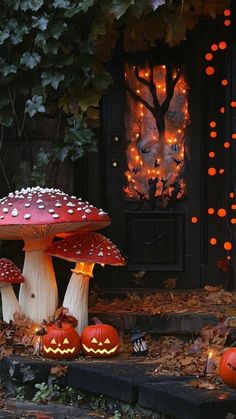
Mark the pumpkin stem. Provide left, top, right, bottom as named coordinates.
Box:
left=55, top=319, right=62, bottom=328
left=92, top=316, right=103, bottom=325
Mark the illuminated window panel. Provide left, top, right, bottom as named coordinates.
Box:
left=124, top=63, right=189, bottom=202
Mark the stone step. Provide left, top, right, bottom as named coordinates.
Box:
left=2, top=356, right=236, bottom=419
left=88, top=312, right=219, bottom=335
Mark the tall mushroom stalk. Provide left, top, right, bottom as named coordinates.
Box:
left=0, top=258, right=24, bottom=323
left=0, top=187, right=110, bottom=323
left=46, top=232, right=126, bottom=334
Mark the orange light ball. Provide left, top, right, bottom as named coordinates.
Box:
left=224, top=242, right=232, bottom=251
left=229, top=192, right=235, bottom=199
left=224, top=9, right=231, bottom=16
left=210, top=131, right=217, bottom=138
left=231, top=218, right=236, bottom=224
left=208, top=208, right=215, bottom=215
left=205, top=53, right=213, bottom=61
left=209, top=151, right=215, bottom=158
left=208, top=167, right=216, bottom=176
left=231, top=204, right=236, bottom=210
left=218, top=208, right=227, bottom=217
left=232, top=133, right=236, bottom=139
left=224, top=19, right=231, bottom=26
left=191, top=217, right=198, bottom=224
left=227, top=255, right=231, bottom=260
left=210, top=237, right=217, bottom=245
left=209, top=121, right=216, bottom=128
left=221, top=79, right=228, bottom=86
left=224, top=142, right=230, bottom=149
left=220, top=107, right=225, bottom=114
left=211, top=44, right=218, bottom=51
left=219, top=169, right=225, bottom=174
left=231, top=101, right=236, bottom=107
left=219, top=42, right=227, bottom=50
left=205, top=66, right=215, bottom=76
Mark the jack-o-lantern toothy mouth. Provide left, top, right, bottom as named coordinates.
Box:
left=82, top=343, right=119, bottom=355
left=43, top=345, right=75, bottom=354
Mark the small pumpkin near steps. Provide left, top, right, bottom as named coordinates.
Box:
left=81, top=324, right=120, bottom=358
left=42, top=321, right=80, bottom=359
left=219, top=348, right=236, bottom=389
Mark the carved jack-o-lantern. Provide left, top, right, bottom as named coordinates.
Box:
left=42, top=322, right=80, bottom=359
left=81, top=324, right=120, bottom=358
left=219, top=348, right=236, bottom=389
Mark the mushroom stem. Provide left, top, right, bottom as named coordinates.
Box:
left=19, top=238, right=58, bottom=323
left=63, top=262, right=94, bottom=334
left=1, top=285, right=22, bottom=323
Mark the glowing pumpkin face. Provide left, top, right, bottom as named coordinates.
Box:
left=42, top=322, right=80, bottom=359
left=81, top=324, right=120, bottom=358
left=219, top=348, right=236, bottom=389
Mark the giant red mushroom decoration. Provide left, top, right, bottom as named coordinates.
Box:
left=0, top=187, right=110, bottom=323
left=46, top=232, right=126, bottom=334
left=0, top=258, right=24, bottom=322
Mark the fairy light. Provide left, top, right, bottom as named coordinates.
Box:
left=224, top=242, right=232, bottom=251
left=224, top=142, right=230, bottom=149
left=208, top=167, right=216, bottom=176
left=210, top=238, right=217, bottom=245
left=205, top=53, right=213, bottom=61
left=205, top=66, right=215, bottom=76
left=217, top=208, right=227, bottom=217
left=211, top=44, right=218, bottom=51
left=219, top=41, right=227, bottom=50
left=208, top=208, right=215, bottom=215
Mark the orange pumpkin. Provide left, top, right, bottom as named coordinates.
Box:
left=42, top=322, right=80, bottom=359
left=219, top=348, right=236, bottom=389
left=81, top=324, right=120, bottom=358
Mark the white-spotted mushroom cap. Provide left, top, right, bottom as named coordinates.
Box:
left=0, top=187, right=111, bottom=239
left=0, top=258, right=25, bottom=285
left=46, top=232, right=126, bottom=266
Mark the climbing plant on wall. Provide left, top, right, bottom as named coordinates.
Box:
left=0, top=0, right=230, bottom=185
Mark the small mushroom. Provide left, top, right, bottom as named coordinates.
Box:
left=0, top=258, right=24, bottom=323
left=46, top=232, right=126, bottom=334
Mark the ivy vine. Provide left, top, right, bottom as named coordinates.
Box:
left=0, top=0, right=229, bottom=186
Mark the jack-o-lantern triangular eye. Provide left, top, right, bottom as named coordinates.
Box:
left=91, top=337, right=98, bottom=343
left=104, top=338, right=110, bottom=344
left=50, top=338, right=57, bottom=344
left=63, top=338, right=69, bottom=344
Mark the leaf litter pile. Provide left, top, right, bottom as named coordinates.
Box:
left=0, top=287, right=235, bottom=391
left=91, top=285, right=236, bottom=389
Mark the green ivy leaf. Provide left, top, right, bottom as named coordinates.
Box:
left=109, top=0, right=135, bottom=19
left=50, top=21, right=67, bottom=39
left=34, top=32, right=48, bottom=49
left=20, top=52, right=41, bottom=69
left=1, top=64, right=17, bottom=76
left=92, top=71, right=113, bottom=91
left=52, top=0, right=71, bottom=8
left=0, top=30, right=10, bottom=45
left=11, top=25, right=29, bottom=44
left=32, top=15, right=49, bottom=31
left=25, top=95, right=45, bottom=117
left=65, top=0, right=95, bottom=17
left=20, top=0, right=44, bottom=11
left=41, top=71, right=65, bottom=89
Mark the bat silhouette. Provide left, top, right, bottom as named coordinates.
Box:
left=172, top=157, right=183, bottom=166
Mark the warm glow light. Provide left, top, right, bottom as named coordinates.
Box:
left=232, top=133, right=236, bottom=139
left=209, top=151, right=215, bottom=158
left=210, top=131, right=217, bottom=138
left=210, top=237, right=217, bottom=245
left=219, top=169, right=225, bottom=174
left=229, top=192, right=234, bottom=199
left=191, top=217, right=198, bottom=224
left=224, top=9, right=231, bottom=16
left=209, top=121, right=216, bottom=128
left=205, top=66, right=215, bottom=76
left=217, top=208, right=226, bottom=217
left=231, top=218, right=236, bottom=224
left=227, top=255, right=231, bottom=260
left=224, top=142, right=230, bottom=149
left=208, top=167, right=216, bottom=176
left=231, top=101, right=236, bottom=107
left=211, top=44, right=218, bottom=51
left=205, top=53, right=213, bottom=61
left=220, top=107, right=225, bottom=113
left=219, top=41, right=227, bottom=50
left=231, top=204, right=236, bottom=210
left=208, top=208, right=215, bottom=215
left=224, top=20, right=231, bottom=27
left=221, top=79, right=228, bottom=86
left=224, top=242, right=232, bottom=251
